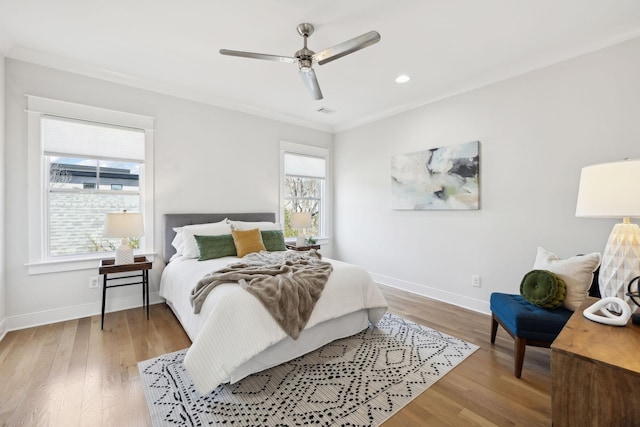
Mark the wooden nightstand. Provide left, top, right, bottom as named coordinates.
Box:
left=286, top=243, right=321, bottom=251
left=99, top=256, right=152, bottom=330
left=551, top=297, right=640, bottom=425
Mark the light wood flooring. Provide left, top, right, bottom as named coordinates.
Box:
left=0, top=285, right=552, bottom=426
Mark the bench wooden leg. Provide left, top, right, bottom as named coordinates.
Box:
left=515, top=337, right=526, bottom=378
left=490, top=313, right=498, bottom=344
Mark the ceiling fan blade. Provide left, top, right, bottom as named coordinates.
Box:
left=313, top=31, right=380, bottom=65
left=219, top=49, right=295, bottom=64
left=299, top=68, right=323, bottom=100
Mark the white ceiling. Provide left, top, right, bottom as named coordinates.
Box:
left=1, top=0, right=640, bottom=132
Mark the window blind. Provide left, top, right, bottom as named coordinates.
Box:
left=284, top=153, right=325, bottom=178
left=42, top=116, right=145, bottom=162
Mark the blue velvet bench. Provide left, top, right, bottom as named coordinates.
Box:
left=490, top=294, right=573, bottom=377
left=490, top=269, right=599, bottom=378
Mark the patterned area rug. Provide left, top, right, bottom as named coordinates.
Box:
left=138, top=312, right=478, bottom=426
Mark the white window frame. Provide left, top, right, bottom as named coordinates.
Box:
left=279, top=141, right=332, bottom=242
left=26, top=95, right=155, bottom=275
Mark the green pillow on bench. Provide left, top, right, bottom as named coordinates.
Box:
left=520, top=269, right=566, bottom=309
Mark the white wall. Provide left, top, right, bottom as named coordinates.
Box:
left=0, top=55, right=6, bottom=339
left=4, top=59, right=333, bottom=330
left=5, top=36, right=640, bottom=330
left=334, top=37, right=640, bottom=314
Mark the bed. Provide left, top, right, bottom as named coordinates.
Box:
left=159, top=213, right=388, bottom=394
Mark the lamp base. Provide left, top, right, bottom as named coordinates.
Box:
left=599, top=221, right=640, bottom=312
left=115, top=239, right=134, bottom=265
left=296, top=235, right=306, bottom=247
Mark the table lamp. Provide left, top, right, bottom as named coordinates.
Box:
left=575, top=159, right=640, bottom=311
left=104, top=210, right=144, bottom=265
left=290, top=212, right=312, bottom=247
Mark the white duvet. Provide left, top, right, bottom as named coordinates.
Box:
left=159, top=253, right=388, bottom=394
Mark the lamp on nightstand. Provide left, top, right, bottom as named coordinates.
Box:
left=575, top=159, right=640, bottom=311
left=290, top=212, right=312, bottom=247
left=104, top=210, right=144, bottom=265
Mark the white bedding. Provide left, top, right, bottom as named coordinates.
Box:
left=159, top=253, right=388, bottom=394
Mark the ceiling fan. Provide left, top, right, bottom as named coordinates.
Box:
left=219, top=23, right=381, bottom=100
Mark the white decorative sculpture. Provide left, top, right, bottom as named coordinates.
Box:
left=583, top=297, right=631, bottom=326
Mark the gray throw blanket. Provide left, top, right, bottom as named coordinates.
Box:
left=190, top=250, right=333, bottom=339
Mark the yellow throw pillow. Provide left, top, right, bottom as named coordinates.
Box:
left=232, top=228, right=266, bottom=257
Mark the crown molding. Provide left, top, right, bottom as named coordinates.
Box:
left=6, top=46, right=335, bottom=133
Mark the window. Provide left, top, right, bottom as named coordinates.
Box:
left=44, top=117, right=144, bottom=257
left=280, top=142, right=331, bottom=240
left=27, top=96, right=154, bottom=273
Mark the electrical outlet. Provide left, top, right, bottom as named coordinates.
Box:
left=471, top=275, right=481, bottom=288
left=89, top=276, right=100, bottom=289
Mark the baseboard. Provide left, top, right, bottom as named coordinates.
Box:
left=0, top=317, right=7, bottom=342
left=2, top=275, right=491, bottom=335
left=369, top=272, right=491, bottom=315
left=5, top=292, right=164, bottom=332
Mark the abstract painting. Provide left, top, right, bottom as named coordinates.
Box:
left=391, top=140, right=480, bottom=210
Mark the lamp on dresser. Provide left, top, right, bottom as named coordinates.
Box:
left=290, top=212, right=312, bottom=247
left=575, top=159, right=640, bottom=311
left=104, top=210, right=144, bottom=265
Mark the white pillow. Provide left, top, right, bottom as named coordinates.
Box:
left=228, top=220, right=281, bottom=231
left=180, top=220, right=232, bottom=258
left=171, top=227, right=184, bottom=255
left=533, top=247, right=601, bottom=311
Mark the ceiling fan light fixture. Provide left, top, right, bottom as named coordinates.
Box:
left=298, top=57, right=313, bottom=71
left=395, top=74, right=411, bottom=84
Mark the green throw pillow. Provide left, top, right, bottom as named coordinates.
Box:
left=194, top=234, right=237, bottom=260
left=520, top=269, right=567, bottom=309
left=261, top=230, right=286, bottom=252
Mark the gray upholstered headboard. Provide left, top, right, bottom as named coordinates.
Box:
left=163, top=212, right=276, bottom=263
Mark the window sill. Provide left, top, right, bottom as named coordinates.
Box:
left=26, top=251, right=156, bottom=275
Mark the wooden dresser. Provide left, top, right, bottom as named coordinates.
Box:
left=551, top=297, right=640, bottom=426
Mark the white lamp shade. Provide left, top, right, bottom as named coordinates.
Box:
left=104, top=212, right=144, bottom=238
left=575, top=159, right=640, bottom=218
left=290, top=212, right=312, bottom=229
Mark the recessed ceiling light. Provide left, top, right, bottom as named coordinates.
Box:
left=395, top=74, right=411, bottom=84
